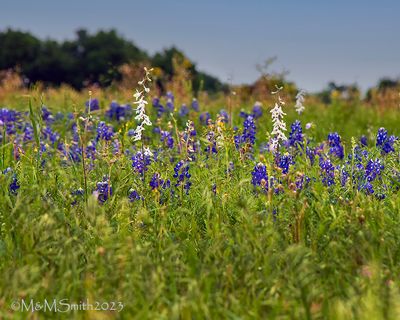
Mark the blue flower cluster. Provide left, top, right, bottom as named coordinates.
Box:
left=150, top=173, right=171, bottom=190
left=96, top=121, right=114, bottom=141
left=0, top=108, right=22, bottom=135
left=128, top=189, right=142, bottom=202
left=276, top=153, right=293, bottom=174
left=131, top=150, right=152, bottom=175
left=160, top=131, right=174, bottom=149
left=200, top=112, right=211, bottom=125
left=95, top=176, right=112, bottom=203
left=179, top=104, right=189, bottom=117
left=361, top=158, right=384, bottom=195
left=173, top=160, right=191, bottom=194
left=376, top=127, right=396, bottom=154
left=288, top=120, right=303, bottom=148
left=239, top=102, right=263, bottom=119
left=105, top=101, right=132, bottom=121
left=319, top=157, right=335, bottom=186
left=2, top=167, right=20, bottom=194
left=251, top=163, right=268, bottom=190
left=85, top=98, right=100, bottom=112
left=234, top=115, right=256, bottom=150
left=328, top=132, right=344, bottom=159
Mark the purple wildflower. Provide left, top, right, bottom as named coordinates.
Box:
left=251, top=163, right=268, bottom=190
left=328, top=132, right=344, bottom=159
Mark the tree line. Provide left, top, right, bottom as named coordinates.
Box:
left=0, top=28, right=227, bottom=93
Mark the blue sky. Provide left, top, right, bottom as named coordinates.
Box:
left=1, top=0, right=399, bottom=92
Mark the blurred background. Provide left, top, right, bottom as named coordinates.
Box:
left=0, top=0, right=399, bottom=106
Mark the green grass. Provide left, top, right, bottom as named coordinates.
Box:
left=0, top=94, right=399, bottom=319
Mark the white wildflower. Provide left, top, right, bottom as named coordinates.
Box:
left=132, top=68, right=153, bottom=141
left=269, top=88, right=287, bottom=152
left=143, top=146, right=153, bottom=157
left=294, top=89, right=306, bottom=114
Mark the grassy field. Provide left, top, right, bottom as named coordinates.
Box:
left=0, top=85, right=399, bottom=319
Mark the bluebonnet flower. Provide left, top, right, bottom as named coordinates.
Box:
left=376, top=193, right=386, bottom=200
left=131, top=150, right=152, bottom=174
left=69, top=143, right=82, bottom=162
left=205, top=131, right=217, bottom=155
left=173, top=160, right=191, bottom=194
left=179, top=104, right=189, bottom=117
left=363, top=182, right=375, bottom=195
left=340, top=166, right=349, bottom=187
left=23, top=124, right=34, bottom=142
left=239, top=111, right=250, bottom=119
left=259, top=142, right=270, bottom=154
left=86, top=98, right=100, bottom=112
left=251, top=163, right=268, bottom=190
left=153, top=98, right=165, bottom=117
left=295, top=174, right=310, bottom=190
left=166, top=99, right=174, bottom=112
left=112, top=139, right=121, bottom=155
left=9, top=175, right=20, bottom=194
left=365, top=158, right=384, bottom=182
left=153, top=127, right=161, bottom=134
left=160, top=131, right=174, bottom=149
left=166, top=91, right=174, bottom=102
left=152, top=97, right=160, bottom=108
left=0, top=108, right=21, bottom=135
left=288, top=120, right=303, bottom=148
left=218, top=110, right=229, bottom=123
left=42, top=126, right=60, bottom=145
left=242, top=115, right=257, bottom=145
left=55, top=112, right=64, bottom=121
left=3, top=167, right=20, bottom=194
left=348, top=145, right=368, bottom=163
left=96, top=121, right=114, bottom=141
left=105, top=101, right=132, bottom=121
left=128, top=129, right=136, bottom=137
left=41, top=106, right=54, bottom=124
left=200, top=112, right=211, bottom=125
left=150, top=173, right=171, bottom=190
left=150, top=173, right=161, bottom=190
left=360, top=135, right=368, bottom=147
left=71, top=188, right=84, bottom=205
left=276, top=153, right=293, bottom=174
left=235, top=115, right=256, bottom=150
left=95, top=176, right=112, bottom=203
left=376, top=128, right=387, bottom=147
left=319, top=157, right=335, bottom=186
left=128, top=189, right=142, bottom=202
left=86, top=140, right=97, bottom=161
left=72, top=187, right=84, bottom=196
left=191, top=98, right=199, bottom=112
left=376, top=127, right=396, bottom=154
left=252, top=102, right=263, bottom=119
left=68, top=122, right=82, bottom=161
left=328, top=132, right=344, bottom=159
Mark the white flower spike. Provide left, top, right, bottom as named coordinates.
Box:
left=133, top=68, right=153, bottom=141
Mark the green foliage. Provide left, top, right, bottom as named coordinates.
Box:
left=0, top=28, right=227, bottom=93
left=0, top=96, right=399, bottom=319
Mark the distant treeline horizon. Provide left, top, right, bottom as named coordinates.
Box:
left=0, top=28, right=228, bottom=93
left=0, top=28, right=399, bottom=98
